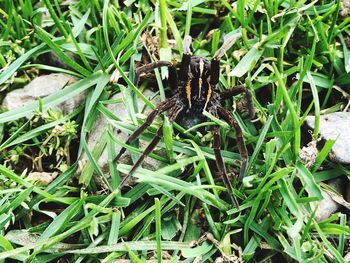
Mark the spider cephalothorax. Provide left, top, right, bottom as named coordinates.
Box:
left=115, top=33, right=254, bottom=207
left=184, top=57, right=212, bottom=107
left=177, top=55, right=216, bottom=129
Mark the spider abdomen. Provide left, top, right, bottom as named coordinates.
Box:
left=175, top=106, right=208, bottom=130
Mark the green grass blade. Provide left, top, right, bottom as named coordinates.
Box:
left=155, top=198, right=162, bottom=263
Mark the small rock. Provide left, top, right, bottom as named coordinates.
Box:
left=82, top=90, right=163, bottom=186
left=305, top=112, right=350, bottom=164
left=315, top=191, right=340, bottom=221
left=315, top=178, right=344, bottom=221
left=38, top=52, right=73, bottom=71
left=27, top=171, right=58, bottom=186
left=344, top=251, right=350, bottom=263
left=341, top=0, right=350, bottom=17
left=345, top=179, right=350, bottom=203
left=2, top=73, right=83, bottom=115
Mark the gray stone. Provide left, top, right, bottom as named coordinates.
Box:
left=345, top=179, right=350, bottom=203
left=2, top=73, right=83, bottom=115
left=315, top=178, right=344, bottom=221
left=340, top=0, right=350, bottom=17
left=345, top=253, right=350, bottom=263
left=27, top=171, right=59, bottom=186
left=305, top=112, right=350, bottom=164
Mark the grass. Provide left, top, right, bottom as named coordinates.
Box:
left=1, top=0, right=350, bottom=262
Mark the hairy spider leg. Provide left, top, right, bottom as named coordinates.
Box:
left=114, top=58, right=180, bottom=163
left=217, top=106, right=249, bottom=182
left=210, top=32, right=242, bottom=86
left=114, top=97, right=176, bottom=162
left=220, top=85, right=255, bottom=119
left=118, top=103, right=184, bottom=188
left=212, top=125, right=240, bottom=208
left=118, top=126, right=164, bottom=187
left=213, top=32, right=242, bottom=60
left=179, top=35, right=192, bottom=81
left=134, top=61, right=178, bottom=90
left=168, top=65, right=179, bottom=91
left=179, top=36, right=194, bottom=108
left=115, top=50, right=183, bottom=186
left=210, top=58, right=220, bottom=86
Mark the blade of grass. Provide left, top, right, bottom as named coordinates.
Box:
left=273, top=64, right=300, bottom=157
left=39, top=199, right=83, bottom=240
left=184, top=0, right=192, bottom=36
left=0, top=43, right=46, bottom=85
left=313, top=139, right=336, bottom=172
left=155, top=198, right=162, bottom=263
left=296, top=162, right=323, bottom=200
left=34, top=26, right=90, bottom=76
left=42, top=0, right=69, bottom=38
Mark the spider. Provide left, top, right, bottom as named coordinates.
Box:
left=115, top=33, right=254, bottom=207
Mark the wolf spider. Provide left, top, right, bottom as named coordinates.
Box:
left=115, top=34, right=254, bottom=207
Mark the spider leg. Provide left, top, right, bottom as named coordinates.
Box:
left=134, top=61, right=178, bottom=90
left=217, top=106, right=248, bottom=181
left=210, top=33, right=242, bottom=86
left=213, top=33, right=242, bottom=61
left=179, top=35, right=192, bottom=81
left=135, top=61, right=170, bottom=85
left=220, top=85, right=255, bottom=119
left=118, top=125, right=164, bottom=188
left=210, top=57, right=220, bottom=86
left=114, top=97, right=176, bottom=162
left=212, top=125, right=240, bottom=208
left=118, top=103, right=184, bottom=188
left=168, top=65, right=178, bottom=91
